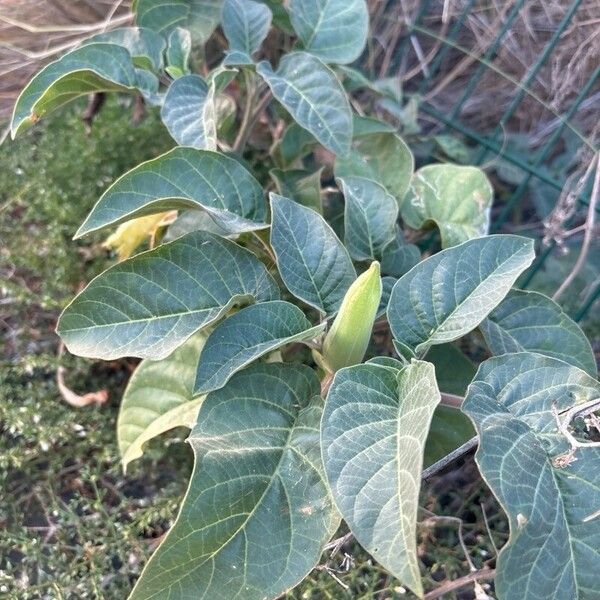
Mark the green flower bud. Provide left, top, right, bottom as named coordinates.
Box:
left=322, top=261, right=382, bottom=372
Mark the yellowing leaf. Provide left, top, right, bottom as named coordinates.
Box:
left=103, top=211, right=176, bottom=260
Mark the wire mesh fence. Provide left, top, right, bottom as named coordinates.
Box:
left=369, top=0, right=599, bottom=324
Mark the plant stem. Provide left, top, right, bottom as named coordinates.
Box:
left=421, top=436, right=478, bottom=481
left=234, top=89, right=273, bottom=152
left=423, top=568, right=495, bottom=600
left=553, top=152, right=599, bottom=301
left=233, top=70, right=257, bottom=152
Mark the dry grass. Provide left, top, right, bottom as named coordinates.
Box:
left=1, top=0, right=597, bottom=144
left=369, top=0, right=599, bottom=145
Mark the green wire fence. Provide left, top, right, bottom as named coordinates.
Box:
left=376, top=0, right=599, bottom=324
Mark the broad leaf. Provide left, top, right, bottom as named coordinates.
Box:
left=288, top=0, right=368, bottom=64
left=401, top=164, right=493, bottom=248
left=339, top=176, right=398, bottom=261
left=130, top=363, right=339, bottom=600
left=387, top=235, right=535, bottom=357
left=424, top=344, right=476, bottom=466
left=463, top=352, right=600, bottom=600
left=166, top=27, right=192, bottom=77
left=76, top=147, right=267, bottom=237
left=270, top=194, right=356, bottom=314
left=380, top=228, right=420, bottom=277
left=270, top=168, right=323, bottom=213
left=480, top=289, right=596, bottom=377
left=160, top=74, right=217, bottom=149
left=257, top=0, right=293, bottom=33
left=322, top=360, right=441, bottom=597
left=222, top=0, right=272, bottom=60
left=57, top=231, right=279, bottom=360
left=118, top=332, right=206, bottom=470
left=206, top=64, right=239, bottom=92
left=275, top=122, right=318, bottom=167
left=194, top=300, right=326, bottom=393
left=352, top=114, right=396, bottom=137
left=164, top=210, right=231, bottom=241
left=11, top=43, right=139, bottom=138
left=257, top=52, right=352, bottom=155
left=83, top=27, right=165, bottom=71
left=134, top=0, right=223, bottom=44
left=426, top=344, right=476, bottom=397
left=335, top=132, right=413, bottom=205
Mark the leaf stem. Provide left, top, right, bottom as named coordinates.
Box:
left=421, top=436, right=478, bottom=481
left=233, top=71, right=255, bottom=151
left=553, top=152, right=599, bottom=302
left=423, top=568, right=495, bottom=600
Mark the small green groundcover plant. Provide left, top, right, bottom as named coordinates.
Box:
left=10, top=1, right=599, bottom=598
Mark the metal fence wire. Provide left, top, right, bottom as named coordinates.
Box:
left=370, top=0, right=599, bottom=324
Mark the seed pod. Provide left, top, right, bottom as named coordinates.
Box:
left=322, top=261, right=382, bottom=372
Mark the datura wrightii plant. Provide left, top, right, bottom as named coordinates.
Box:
left=11, top=0, right=599, bottom=598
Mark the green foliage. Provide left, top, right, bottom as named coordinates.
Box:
left=388, top=235, right=535, bottom=357
left=58, top=231, right=280, bottom=360
left=480, top=289, right=596, bottom=376
left=77, top=147, right=268, bottom=236
left=161, top=75, right=217, bottom=148
left=194, top=301, right=326, bottom=393
left=118, top=332, right=207, bottom=469
left=8, top=4, right=598, bottom=599
left=257, top=52, right=352, bottom=155
left=288, top=0, right=368, bottom=64
left=401, top=164, right=493, bottom=248
left=322, top=360, right=440, bottom=597
left=464, top=353, right=600, bottom=599
left=129, top=364, right=339, bottom=600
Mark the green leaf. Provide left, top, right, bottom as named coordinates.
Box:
left=388, top=235, right=535, bottom=357
left=339, top=176, right=398, bottom=261
left=222, top=0, right=272, bottom=59
left=257, top=52, right=352, bottom=155
left=322, top=360, right=441, bottom=597
left=76, top=147, right=268, bottom=237
left=480, top=289, right=596, bottom=377
left=11, top=43, right=139, bottom=138
left=270, top=194, right=356, bottom=314
left=161, top=75, right=217, bottom=149
left=288, top=0, right=368, bottom=64
left=118, top=333, right=206, bottom=470
left=83, top=27, right=166, bottom=71
left=463, top=352, right=600, bottom=600
left=164, top=209, right=232, bottom=241
left=401, top=164, right=493, bottom=248
left=335, top=132, right=413, bottom=206
left=352, top=114, right=396, bottom=137
left=130, top=363, right=339, bottom=600
left=257, top=0, right=293, bottom=32
left=165, top=27, right=192, bottom=78
left=380, top=228, right=420, bottom=278
left=134, top=0, right=223, bottom=44
left=194, top=300, right=326, bottom=394
left=57, top=231, right=279, bottom=360
left=270, top=168, right=323, bottom=213
left=206, top=64, right=239, bottom=92
left=275, top=122, right=318, bottom=167
left=424, top=344, right=477, bottom=466
left=426, top=343, right=476, bottom=396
